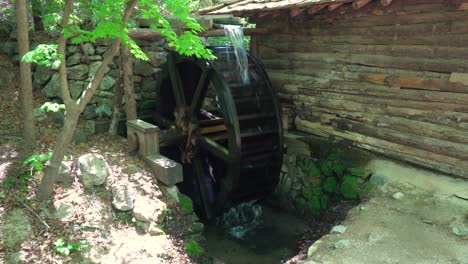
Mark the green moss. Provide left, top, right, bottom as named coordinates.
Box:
left=179, top=194, right=193, bottom=215
left=185, top=240, right=204, bottom=258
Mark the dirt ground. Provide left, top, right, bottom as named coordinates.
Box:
left=304, top=161, right=468, bottom=264
left=0, top=51, right=201, bottom=263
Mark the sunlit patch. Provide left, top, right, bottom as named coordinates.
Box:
left=0, top=161, right=12, bottom=180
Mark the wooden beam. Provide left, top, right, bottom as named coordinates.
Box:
left=352, top=0, right=372, bottom=9
left=380, top=0, right=393, bottom=6
left=307, top=4, right=326, bottom=15
left=128, top=28, right=270, bottom=40
left=328, top=3, right=344, bottom=11
left=290, top=8, right=306, bottom=17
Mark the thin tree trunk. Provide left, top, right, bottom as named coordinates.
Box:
left=109, top=74, right=123, bottom=136
left=30, top=0, right=43, bottom=31
left=37, top=0, right=139, bottom=200
left=122, top=46, right=137, bottom=120
left=16, top=0, right=35, bottom=152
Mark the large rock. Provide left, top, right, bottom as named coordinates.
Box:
left=69, top=80, right=85, bottom=99
left=67, top=64, right=89, bottom=80
left=133, top=194, right=167, bottom=223
left=98, top=76, right=116, bottom=91
left=89, top=61, right=111, bottom=77
left=83, top=43, right=95, bottom=55
left=147, top=51, right=167, bottom=67
left=141, top=76, right=157, bottom=92
left=66, top=53, right=82, bottom=66
left=2, top=209, right=32, bottom=247
left=134, top=60, right=154, bottom=76
left=33, top=65, right=54, bottom=85
left=112, top=183, right=135, bottom=211
left=95, top=46, right=109, bottom=55
left=83, top=104, right=98, bottom=120
left=41, top=73, right=60, bottom=98
left=77, top=153, right=109, bottom=188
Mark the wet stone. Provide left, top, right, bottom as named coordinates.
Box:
left=334, top=239, right=350, bottom=249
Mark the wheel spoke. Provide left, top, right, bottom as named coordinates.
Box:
left=193, top=156, right=214, bottom=220
left=198, top=136, right=231, bottom=162
left=167, top=54, right=186, bottom=107
left=189, top=68, right=212, bottom=119
left=159, top=128, right=185, bottom=147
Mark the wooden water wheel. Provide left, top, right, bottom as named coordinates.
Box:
left=154, top=46, right=283, bottom=219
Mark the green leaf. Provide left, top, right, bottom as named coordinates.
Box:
left=332, top=163, right=345, bottom=177
left=320, top=194, right=329, bottom=209
left=307, top=196, right=321, bottom=211
left=321, top=160, right=333, bottom=177
left=341, top=175, right=360, bottom=200
left=323, top=177, right=337, bottom=193
left=348, top=168, right=366, bottom=178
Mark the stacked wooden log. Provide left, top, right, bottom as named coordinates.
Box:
left=251, top=0, right=468, bottom=178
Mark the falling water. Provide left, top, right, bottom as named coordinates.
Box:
left=217, top=201, right=263, bottom=239
left=222, top=25, right=250, bottom=85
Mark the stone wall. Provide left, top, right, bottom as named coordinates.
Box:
left=32, top=39, right=168, bottom=125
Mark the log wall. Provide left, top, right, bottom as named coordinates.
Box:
left=250, top=0, right=468, bottom=178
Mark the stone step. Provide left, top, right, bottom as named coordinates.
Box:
left=144, top=154, right=183, bottom=186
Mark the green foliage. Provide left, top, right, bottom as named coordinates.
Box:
left=40, top=102, right=66, bottom=113
left=23, top=152, right=53, bottom=171
left=185, top=240, right=204, bottom=258
left=53, top=238, right=89, bottom=256
left=95, top=104, right=112, bottom=119
left=179, top=194, right=193, bottom=214
left=297, top=155, right=374, bottom=215
left=165, top=208, right=173, bottom=221
left=22, top=44, right=61, bottom=68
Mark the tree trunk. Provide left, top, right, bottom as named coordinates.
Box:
left=109, top=74, right=123, bottom=136
left=37, top=112, right=79, bottom=200
left=16, top=0, right=35, bottom=151
left=30, top=0, right=43, bottom=31
left=37, top=0, right=139, bottom=200
left=122, top=46, right=137, bottom=120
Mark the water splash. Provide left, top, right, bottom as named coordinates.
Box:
left=217, top=201, right=263, bottom=239
left=222, top=25, right=250, bottom=85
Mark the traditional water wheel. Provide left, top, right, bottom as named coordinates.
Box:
left=154, top=46, right=283, bottom=219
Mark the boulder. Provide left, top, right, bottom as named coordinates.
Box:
left=41, top=73, right=60, bottom=98
left=146, top=51, right=167, bottom=67
left=33, top=65, right=54, bottom=85
left=67, top=64, right=89, bottom=80
left=95, top=46, right=109, bottom=55
left=148, top=222, right=164, bottom=236
left=330, top=225, right=347, bottom=234
left=134, top=60, right=153, bottom=76
left=89, top=61, right=111, bottom=77
left=77, top=153, right=109, bottom=188
left=69, top=80, right=85, bottom=99
left=83, top=104, right=97, bottom=120
left=334, top=239, right=350, bottom=249
left=83, top=43, right=95, bottom=55
left=66, top=53, right=82, bottom=66
left=112, top=184, right=135, bottom=211
left=133, top=194, right=167, bottom=223
left=141, top=76, right=157, bottom=92
left=67, top=45, right=81, bottom=54
left=58, top=161, right=74, bottom=185
left=73, top=130, right=88, bottom=144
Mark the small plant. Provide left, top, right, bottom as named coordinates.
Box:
left=297, top=154, right=374, bottom=215
left=179, top=194, right=193, bottom=215
left=95, top=104, right=112, bottom=120
left=22, top=44, right=61, bottom=68
left=185, top=239, right=204, bottom=258
left=40, top=102, right=65, bottom=113
left=53, top=238, right=89, bottom=256
left=165, top=208, right=173, bottom=221
left=23, top=152, right=53, bottom=171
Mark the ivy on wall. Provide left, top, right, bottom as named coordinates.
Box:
left=295, top=154, right=374, bottom=215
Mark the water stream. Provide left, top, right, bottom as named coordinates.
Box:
left=204, top=202, right=308, bottom=263
left=222, top=25, right=250, bottom=85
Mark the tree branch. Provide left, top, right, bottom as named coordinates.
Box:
left=57, top=0, right=74, bottom=109
left=77, top=0, right=139, bottom=110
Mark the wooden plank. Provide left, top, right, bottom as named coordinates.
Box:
left=295, top=118, right=468, bottom=178
left=328, top=3, right=344, bottom=10
left=307, top=5, right=326, bottom=15
left=380, top=0, right=393, bottom=6
left=353, top=0, right=373, bottom=9
left=199, top=125, right=227, bottom=134
left=360, top=74, right=468, bottom=93
left=301, top=107, right=468, bottom=144
left=290, top=8, right=306, bottom=17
